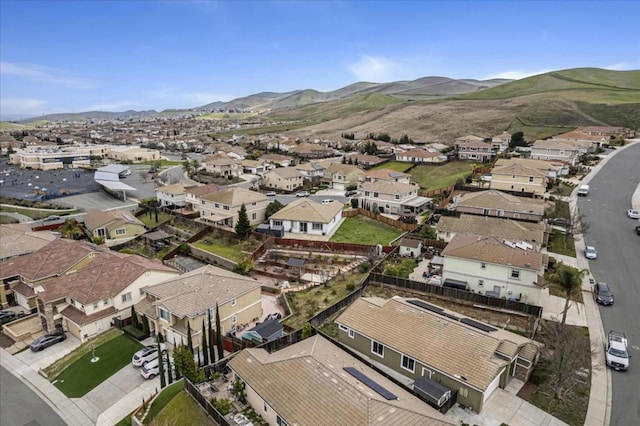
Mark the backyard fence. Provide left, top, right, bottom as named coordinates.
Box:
left=342, top=208, right=420, bottom=232
left=365, top=273, right=542, bottom=316
left=184, top=378, right=232, bottom=426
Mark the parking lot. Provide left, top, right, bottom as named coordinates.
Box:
left=0, top=165, right=100, bottom=200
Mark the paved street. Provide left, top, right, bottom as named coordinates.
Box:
left=0, top=365, right=66, bottom=426
left=577, top=141, right=640, bottom=426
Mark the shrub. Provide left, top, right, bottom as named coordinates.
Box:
left=357, top=261, right=371, bottom=273
left=211, top=398, right=232, bottom=415
left=346, top=283, right=356, bottom=292
left=530, top=365, right=549, bottom=385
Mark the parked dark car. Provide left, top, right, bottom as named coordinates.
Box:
left=636, top=225, right=640, bottom=236
left=29, top=331, right=66, bottom=351
left=594, top=282, right=614, bottom=306
left=345, top=190, right=358, bottom=197
left=548, top=217, right=570, bottom=227
left=0, top=310, right=24, bottom=325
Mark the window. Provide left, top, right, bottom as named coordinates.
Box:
left=201, top=200, right=205, bottom=205
left=115, top=228, right=126, bottom=236
left=511, top=269, right=520, bottom=279
left=273, top=220, right=282, bottom=226
left=339, top=324, right=348, bottom=332
left=401, top=354, right=415, bottom=372
left=395, top=195, right=400, bottom=200
left=480, top=263, right=486, bottom=269
left=70, top=299, right=75, bottom=306
left=483, top=208, right=490, bottom=216
left=478, top=280, right=484, bottom=286
left=312, top=223, right=323, bottom=230
left=263, top=402, right=268, bottom=413
left=215, top=203, right=219, bottom=208
left=140, top=288, right=145, bottom=296
left=373, top=192, right=379, bottom=198
left=223, top=205, right=230, bottom=211
left=459, top=387, right=469, bottom=397
left=252, top=202, right=256, bottom=206
left=348, top=329, right=355, bottom=338
left=529, top=176, right=534, bottom=182
left=158, top=308, right=170, bottom=322
left=276, top=416, right=289, bottom=426
left=93, top=302, right=98, bottom=309
left=231, top=298, right=237, bottom=307
left=252, top=213, right=257, bottom=220
left=371, top=340, right=384, bottom=357
left=103, top=299, right=109, bottom=306
left=232, top=315, right=237, bottom=324
left=512, top=175, right=516, bottom=179
left=365, top=191, right=370, bottom=197
left=121, top=292, right=132, bottom=303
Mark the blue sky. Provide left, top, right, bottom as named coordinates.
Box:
left=1, top=0, right=638, bottom=118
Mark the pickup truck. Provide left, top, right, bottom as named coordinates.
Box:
left=605, top=330, right=630, bottom=371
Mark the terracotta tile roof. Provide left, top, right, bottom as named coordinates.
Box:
left=229, top=335, right=454, bottom=426
left=12, top=281, right=35, bottom=298
left=457, top=190, right=545, bottom=216
left=0, top=224, right=57, bottom=260
left=60, top=304, right=117, bottom=326
left=202, top=187, right=268, bottom=207
left=134, top=295, right=158, bottom=320
left=336, top=298, right=536, bottom=391
left=552, top=131, right=607, bottom=141
left=0, top=239, right=98, bottom=282
left=39, top=251, right=178, bottom=304
left=269, top=198, right=342, bottom=223
left=437, top=214, right=545, bottom=245
left=441, top=234, right=543, bottom=271
left=144, top=265, right=261, bottom=319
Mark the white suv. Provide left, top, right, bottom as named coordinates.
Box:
left=141, top=355, right=173, bottom=379
left=132, top=344, right=167, bottom=367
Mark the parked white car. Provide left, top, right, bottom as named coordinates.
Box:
left=627, top=209, right=640, bottom=219
left=132, top=344, right=167, bottom=367
left=585, top=246, right=598, bottom=260
left=141, top=354, right=173, bottom=379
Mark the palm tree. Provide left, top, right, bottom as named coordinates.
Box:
left=548, top=263, right=588, bottom=325
left=58, top=218, right=84, bottom=240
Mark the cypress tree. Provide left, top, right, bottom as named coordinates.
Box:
left=208, top=309, right=215, bottom=363
left=215, top=303, right=224, bottom=360
left=142, top=315, right=150, bottom=336
left=130, top=306, right=138, bottom=329
left=187, top=322, right=194, bottom=354
left=166, top=352, right=173, bottom=384
left=157, top=333, right=166, bottom=388
left=202, top=319, right=209, bottom=365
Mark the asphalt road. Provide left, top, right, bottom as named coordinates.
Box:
left=0, top=365, right=66, bottom=426
left=577, top=143, right=640, bottom=426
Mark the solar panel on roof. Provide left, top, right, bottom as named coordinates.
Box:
left=407, top=299, right=443, bottom=313
left=343, top=367, right=397, bottom=400
left=461, top=318, right=497, bottom=332
left=441, top=312, right=460, bottom=321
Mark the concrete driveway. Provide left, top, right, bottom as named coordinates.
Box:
left=15, top=334, right=81, bottom=372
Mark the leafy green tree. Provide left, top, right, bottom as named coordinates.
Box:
left=211, top=398, right=232, bottom=415
left=509, top=131, right=526, bottom=148
left=419, top=224, right=437, bottom=239
left=157, top=333, right=166, bottom=388
left=231, top=379, right=246, bottom=403
left=265, top=200, right=284, bottom=219
left=301, top=323, right=314, bottom=339
left=187, top=322, right=194, bottom=354
left=202, top=319, right=209, bottom=366
left=215, top=303, right=224, bottom=360
left=174, top=344, right=204, bottom=382
left=234, top=203, right=251, bottom=238
left=547, top=264, right=588, bottom=325
left=59, top=219, right=84, bottom=240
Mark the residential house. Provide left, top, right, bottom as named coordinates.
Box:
left=202, top=153, right=242, bottom=177
left=488, top=163, right=549, bottom=195
left=240, top=319, right=283, bottom=344
left=494, top=158, right=569, bottom=178
left=359, top=180, right=431, bottom=215
left=0, top=224, right=57, bottom=308
left=399, top=237, right=422, bottom=257
left=530, top=140, right=581, bottom=166
left=577, top=126, right=635, bottom=139
left=36, top=251, right=178, bottom=341
left=336, top=297, right=541, bottom=413
left=344, top=153, right=385, bottom=168
left=321, top=163, right=364, bottom=190
left=196, top=187, right=269, bottom=227
left=441, top=234, right=546, bottom=304
left=396, top=148, right=447, bottom=163
left=266, top=139, right=296, bottom=152
left=184, top=184, right=222, bottom=211
left=361, top=168, right=412, bottom=184
left=84, top=209, right=146, bottom=241
left=550, top=131, right=602, bottom=153
left=107, top=146, right=161, bottom=163
left=263, top=168, right=304, bottom=192
left=0, top=239, right=99, bottom=311
left=455, top=139, right=494, bottom=162
left=134, top=265, right=262, bottom=348
left=289, top=142, right=335, bottom=159
left=229, top=334, right=455, bottom=426
left=155, top=183, right=187, bottom=207
left=260, top=153, right=294, bottom=168
left=242, top=159, right=272, bottom=175
left=294, top=161, right=325, bottom=182
left=269, top=199, right=342, bottom=236
left=455, top=135, right=485, bottom=144
left=454, top=190, right=545, bottom=223
left=490, top=132, right=511, bottom=152
left=436, top=214, right=546, bottom=247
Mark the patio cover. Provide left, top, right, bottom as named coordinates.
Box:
left=413, top=376, right=452, bottom=407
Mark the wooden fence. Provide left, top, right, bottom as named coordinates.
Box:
left=268, top=237, right=394, bottom=254
left=342, top=208, right=419, bottom=232
left=184, top=378, right=232, bottom=426
left=366, top=273, right=542, bottom=316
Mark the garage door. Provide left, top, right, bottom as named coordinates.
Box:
left=483, top=367, right=504, bottom=403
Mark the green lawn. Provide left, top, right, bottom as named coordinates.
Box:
left=547, top=229, right=576, bottom=257
left=149, top=389, right=215, bottom=426
left=370, top=161, right=413, bottom=172
left=143, top=381, right=185, bottom=425
left=192, top=235, right=260, bottom=263
left=330, top=216, right=403, bottom=245
left=53, top=334, right=143, bottom=397
left=137, top=211, right=173, bottom=229
left=409, top=162, right=473, bottom=191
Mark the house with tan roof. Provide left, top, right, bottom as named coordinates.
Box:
left=184, top=184, right=222, bottom=210
left=321, top=163, right=364, bottom=190
left=577, top=126, right=635, bottom=139
left=494, top=158, right=569, bottom=178
left=361, top=168, right=412, bottom=184
left=84, top=209, right=146, bottom=241
left=269, top=199, right=342, bottom=236
left=260, top=153, right=294, bottom=167
left=241, top=159, right=273, bottom=175
left=395, top=148, right=447, bottom=163
left=195, top=187, right=269, bottom=227
left=530, top=140, right=581, bottom=165
left=107, top=145, right=160, bottom=163
left=344, top=153, right=386, bottom=167
left=229, top=334, right=455, bottom=426
left=36, top=251, right=178, bottom=341
left=455, top=139, right=494, bottom=162
left=134, top=265, right=262, bottom=348
left=490, top=132, right=511, bottom=152
left=437, top=214, right=547, bottom=246
left=455, top=190, right=545, bottom=222
left=336, top=297, right=541, bottom=413
left=294, top=161, right=326, bottom=181
left=263, top=167, right=304, bottom=192
left=359, top=180, right=431, bottom=216
left=1, top=239, right=99, bottom=311
left=202, top=153, right=242, bottom=177
left=155, top=183, right=187, bottom=207
left=0, top=224, right=57, bottom=308
left=289, top=142, right=335, bottom=159
left=488, top=163, right=549, bottom=195
left=441, top=234, right=546, bottom=304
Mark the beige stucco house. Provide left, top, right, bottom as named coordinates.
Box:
left=359, top=180, right=431, bottom=215
left=454, top=190, right=545, bottom=223
left=321, top=163, right=364, bottom=190
left=84, top=209, right=146, bottom=241
left=263, top=168, right=304, bottom=192
left=156, top=183, right=187, bottom=207
left=107, top=146, right=161, bottom=163
left=436, top=214, right=547, bottom=246
left=195, top=187, right=269, bottom=227
left=269, top=199, right=342, bottom=236
left=488, top=163, right=549, bottom=195
left=530, top=140, right=581, bottom=165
